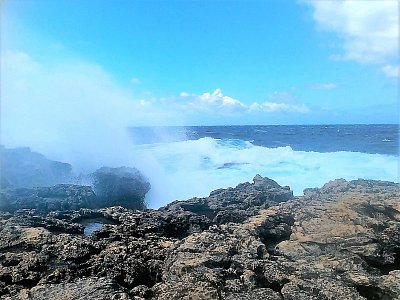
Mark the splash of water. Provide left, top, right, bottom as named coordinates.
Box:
left=131, top=137, right=398, bottom=208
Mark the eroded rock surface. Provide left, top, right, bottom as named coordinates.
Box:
left=90, top=167, right=151, bottom=210
left=162, top=174, right=293, bottom=224
left=0, top=176, right=399, bottom=299
left=276, top=179, right=400, bottom=299
left=1, top=166, right=151, bottom=213
left=0, top=185, right=96, bottom=212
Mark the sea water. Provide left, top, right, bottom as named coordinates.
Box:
left=128, top=125, right=399, bottom=208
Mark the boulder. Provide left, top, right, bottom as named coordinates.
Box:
left=91, top=167, right=150, bottom=210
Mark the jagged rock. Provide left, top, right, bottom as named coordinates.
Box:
left=0, top=177, right=399, bottom=299
left=0, top=146, right=151, bottom=212
left=162, top=175, right=293, bottom=224
left=0, top=146, right=73, bottom=189
left=91, top=167, right=151, bottom=210
left=0, top=185, right=97, bottom=212
left=275, top=179, right=400, bottom=299
left=16, top=277, right=130, bottom=300
left=0, top=167, right=152, bottom=212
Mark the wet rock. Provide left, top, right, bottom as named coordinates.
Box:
left=162, top=175, right=293, bottom=224
left=91, top=167, right=151, bottom=210
left=0, top=185, right=96, bottom=213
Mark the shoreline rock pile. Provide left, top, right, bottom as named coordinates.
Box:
left=0, top=176, right=399, bottom=299
left=0, top=167, right=150, bottom=213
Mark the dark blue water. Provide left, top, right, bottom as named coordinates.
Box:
left=129, top=124, right=399, bottom=156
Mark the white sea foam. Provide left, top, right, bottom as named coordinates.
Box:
left=131, top=137, right=399, bottom=208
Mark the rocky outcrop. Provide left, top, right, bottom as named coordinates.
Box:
left=162, top=175, right=293, bottom=224
left=91, top=167, right=151, bottom=210
left=153, top=178, right=400, bottom=299
left=0, top=146, right=73, bottom=189
left=0, top=166, right=152, bottom=213
left=0, top=176, right=399, bottom=299
left=18, top=277, right=130, bottom=300
left=0, top=146, right=151, bottom=212
left=0, top=185, right=97, bottom=212
left=275, top=179, right=400, bottom=299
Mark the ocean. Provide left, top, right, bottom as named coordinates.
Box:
left=128, top=125, right=399, bottom=208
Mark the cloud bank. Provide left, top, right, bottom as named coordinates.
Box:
left=179, top=89, right=309, bottom=114
left=304, top=0, right=399, bottom=78
left=381, top=65, right=399, bottom=79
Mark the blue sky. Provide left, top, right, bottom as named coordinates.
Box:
left=1, top=0, right=399, bottom=129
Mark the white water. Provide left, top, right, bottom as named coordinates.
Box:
left=3, top=53, right=397, bottom=209
left=130, top=137, right=399, bottom=208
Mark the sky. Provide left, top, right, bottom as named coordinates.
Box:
left=1, top=0, right=399, bottom=132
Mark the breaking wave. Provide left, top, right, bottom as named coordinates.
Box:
left=130, top=137, right=399, bottom=208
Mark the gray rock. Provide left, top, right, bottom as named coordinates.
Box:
left=91, top=167, right=150, bottom=210
left=0, top=184, right=96, bottom=212
left=19, top=277, right=130, bottom=300
left=0, top=177, right=399, bottom=299
left=162, top=175, right=293, bottom=224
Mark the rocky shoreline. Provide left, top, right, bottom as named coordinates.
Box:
left=0, top=175, right=399, bottom=299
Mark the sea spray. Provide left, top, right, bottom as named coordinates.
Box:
left=131, top=137, right=398, bottom=208
left=0, top=51, right=185, bottom=181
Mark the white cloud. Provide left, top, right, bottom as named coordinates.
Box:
left=178, top=89, right=246, bottom=113
left=249, top=102, right=310, bottom=113
left=179, top=92, right=190, bottom=97
left=139, top=99, right=152, bottom=106
left=381, top=64, right=399, bottom=79
left=131, top=77, right=140, bottom=84
left=251, top=89, right=309, bottom=112
left=196, top=89, right=245, bottom=108
left=305, top=0, right=399, bottom=64
left=268, top=91, right=296, bottom=103
left=181, top=88, right=309, bottom=114
left=309, top=82, right=338, bottom=90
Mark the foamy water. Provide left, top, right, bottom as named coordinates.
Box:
left=130, top=137, right=399, bottom=208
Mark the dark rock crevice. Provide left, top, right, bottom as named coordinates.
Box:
left=362, top=248, right=400, bottom=275
left=356, top=285, right=397, bottom=300
left=256, top=214, right=294, bottom=257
